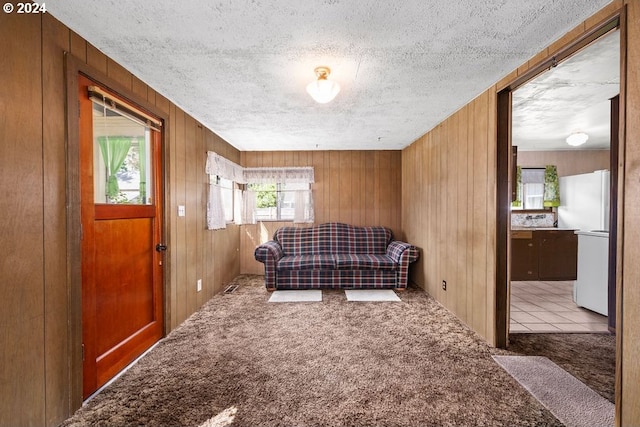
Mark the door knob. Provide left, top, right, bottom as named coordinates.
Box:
left=155, top=244, right=168, bottom=252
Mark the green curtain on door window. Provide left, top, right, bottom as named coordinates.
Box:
left=543, top=165, right=560, bottom=207
left=512, top=166, right=522, bottom=207
left=97, top=136, right=131, bottom=199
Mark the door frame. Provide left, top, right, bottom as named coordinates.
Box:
left=496, top=8, right=625, bottom=344
left=495, top=6, right=626, bottom=418
left=64, top=54, right=170, bottom=407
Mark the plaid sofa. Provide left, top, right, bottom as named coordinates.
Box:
left=254, top=222, right=419, bottom=290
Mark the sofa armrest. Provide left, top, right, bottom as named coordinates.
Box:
left=254, top=241, right=284, bottom=290
left=386, top=241, right=419, bottom=289
left=386, top=241, right=418, bottom=263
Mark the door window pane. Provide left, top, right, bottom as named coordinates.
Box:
left=93, top=102, right=153, bottom=204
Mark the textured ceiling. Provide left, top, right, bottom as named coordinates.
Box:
left=513, top=29, right=619, bottom=151
left=47, top=0, right=612, bottom=151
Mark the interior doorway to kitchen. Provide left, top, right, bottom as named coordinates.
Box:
left=495, top=14, right=624, bottom=348
left=508, top=27, right=619, bottom=334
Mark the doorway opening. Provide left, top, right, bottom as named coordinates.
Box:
left=508, top=28, right=619, bottom=335
left=495, top=13, right=623, bottom=348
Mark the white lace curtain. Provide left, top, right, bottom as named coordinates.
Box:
left=205, top=152, right=244, bottom=183
left=242, top=167, right=315, bottom=185
left=205, top=152, right=243, bottom=230
left=205, top=153, right=314, bottom=227
left=294, top=189, right=314, bottom=223
left=206, top=184, right=227, bottom=230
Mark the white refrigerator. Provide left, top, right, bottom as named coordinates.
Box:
left=558, top=170, right=610, bottom=232
left=559, top=170, right=611, bottom=317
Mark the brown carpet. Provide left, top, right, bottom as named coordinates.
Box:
left=61, top=275, right=562, bottom=427
left=504, top=333, right=616, bottom=403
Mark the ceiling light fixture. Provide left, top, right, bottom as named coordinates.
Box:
left=306, top=66, right=340, bottom=104
left=566, top=132, right=589, bottom=147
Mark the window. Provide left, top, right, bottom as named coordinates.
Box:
left=92, top=102, right=154, bottom=205
left=210, top=175, right=234, bottom=222
left=517, top=168, right=545, bottom=210
left=249, top=182, right=310, bottom=221
left=205, top=155, right=315, bottom=228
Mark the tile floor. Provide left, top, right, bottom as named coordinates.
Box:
left=510, top=280, right=609, bottom=333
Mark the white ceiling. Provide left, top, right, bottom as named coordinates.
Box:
left=47, top=0, right=613, bottom=151
left=513, top=29, right=619, bottom=151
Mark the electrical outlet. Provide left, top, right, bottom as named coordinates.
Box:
left=442, top=280, right=447, bottom=291
left=197, top=279, right=202, bottom=292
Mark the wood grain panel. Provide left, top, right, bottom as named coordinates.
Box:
left=0, top=11, right=45, bottom=426
left=485, top=90, right=498, bottom=345
left=173, top=108, right=187, bottom=327
left=155, top=92, right=171, bottom=115
left=132, top=76, right=148, bottom=100
left=42, top=13, right=72, bottom=425
left=472, top=93, right=489, bottom=339
left=517, top=149, right=610, bottom=176
left=69, top=31, right=86, bottom=62
left=311, top=151, right=325, bottom=223
left=621, top=2, right=640, bottom=424
left=465, top=104, right=475, bottom=325
left=184, top=116, right=198, bottom=315
left=401, top=91, right=495, bottom=342
left=456, top=106, right=469, bottom=322
left=86, top=43, right=107, bottom=74
left=195, top=125, right=205, bottom=308
left=447, top=113, right=459, bottom=314
left=167, top=102, right=179, bottom=330
left=106, top=58, right=131, bottom=88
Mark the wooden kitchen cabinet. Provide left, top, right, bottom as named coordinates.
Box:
left=511, top=229, right=577, bottom=281
left=537, top=230, right=578, bottom=280
left=512, top=230, right=538, bottom=280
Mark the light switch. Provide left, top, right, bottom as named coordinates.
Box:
left=178, top=205, right=186, bottom=217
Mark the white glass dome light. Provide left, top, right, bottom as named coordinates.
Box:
left=306, top=66, right=340, bottom=104
left=566, top=132, right=589, bottom=147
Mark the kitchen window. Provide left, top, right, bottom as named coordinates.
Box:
left=517, top=168, right=545, bottom=210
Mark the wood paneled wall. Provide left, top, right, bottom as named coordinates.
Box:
left=403, top=1, right=640, bottom=425
left=517, top=149, right=610, bottom=177
left=0, top=10, right=240, bottom=426
left=402, top=91, right=497, bottom=344
left=240, top=151, right=402, bottom=274
left=3, top=1, right=640, bottom=427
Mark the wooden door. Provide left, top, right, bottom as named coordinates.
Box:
left=79, top=75, right=164, bottom=399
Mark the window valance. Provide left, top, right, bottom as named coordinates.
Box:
left=205, top=152, right=314, bottom=185
left=242, top=167, right=315, bottom=185
left=204, top=152, right=315, bottom=229
left=205, top=152, right=244, bottom=183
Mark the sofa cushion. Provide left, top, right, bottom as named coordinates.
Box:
left=334, top=254, right=398, bottom=271
left=275, top=223, right=392, bottom=256
left=277, top=255, right=336, bottom=271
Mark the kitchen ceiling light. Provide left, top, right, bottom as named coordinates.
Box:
left=566, top=132, right=589, bottom=147
left=306, top=66, right=340, bottom=104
